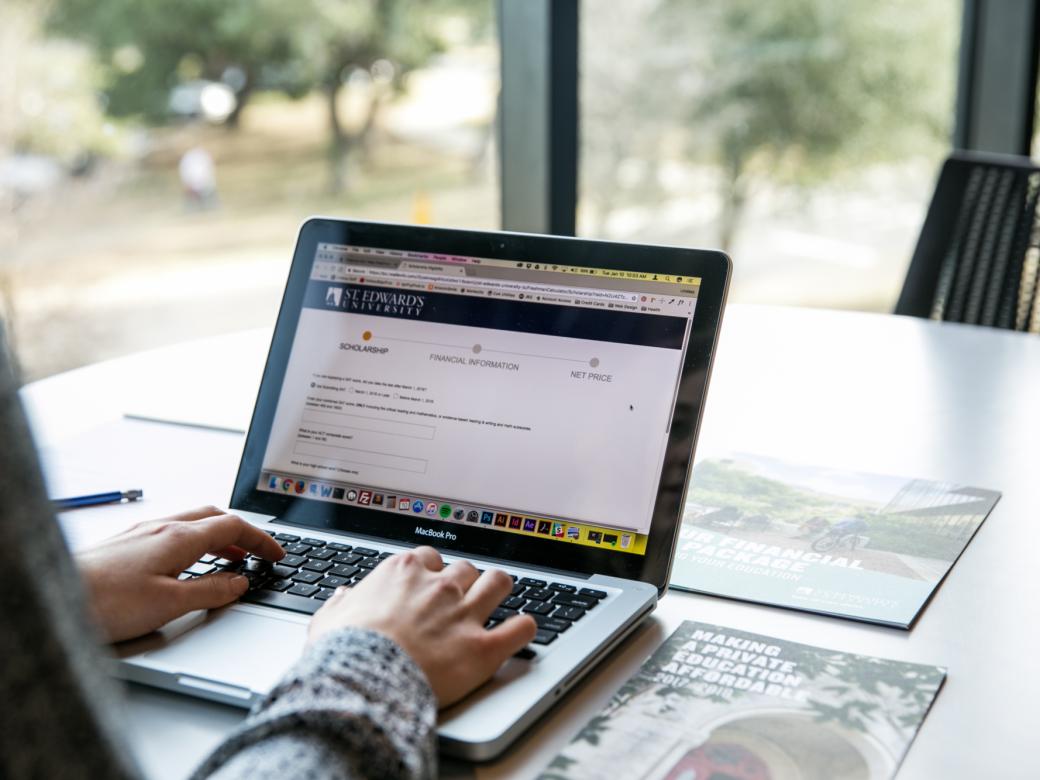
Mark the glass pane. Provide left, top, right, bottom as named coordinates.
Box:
left=1, top=1, right=498, bottom=380
left=580, top=0, right=959, bottom=311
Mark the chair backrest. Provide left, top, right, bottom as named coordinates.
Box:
left=896, top=151, right=1040, bottom=332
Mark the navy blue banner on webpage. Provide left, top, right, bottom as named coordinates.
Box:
left=303, top=281, right=687, bottom=349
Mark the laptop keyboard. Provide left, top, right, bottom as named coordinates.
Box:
left=180, top=531, right=608, bottom=649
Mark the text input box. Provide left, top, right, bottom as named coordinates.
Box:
left=294, top=441, right=428, bottom=474
left=302, top=410, right=436, bottom=440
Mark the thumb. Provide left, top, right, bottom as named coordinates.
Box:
left=174, top=572, right=250, bottom=612
left=481, top=615, right=538, bottom=672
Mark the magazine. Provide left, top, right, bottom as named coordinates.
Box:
left=669, top=454, right=1000, bottom=627
left=541, top=621, right=945, bottom=780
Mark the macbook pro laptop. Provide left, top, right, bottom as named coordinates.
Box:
left=114, top=219, right=730, bottom=760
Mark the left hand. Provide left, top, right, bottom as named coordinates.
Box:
left=76, top=506, right=285, bottom=642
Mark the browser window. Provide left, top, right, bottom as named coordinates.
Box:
left=257, top=243, right=701, bottom=556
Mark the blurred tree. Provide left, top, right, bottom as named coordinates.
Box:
left=1, top=0, right=113, bottom=358
left=279, top=0, right=493, bottom=192
left=49, top=0, right=301, bottom=124
left=580, top=0, right=674, bottom=237
left=670, top=0, right=954, bottom=250
left=278, top=0, right=478, bottom=193
left=49, top=0, right=491, bottom=192
left=582, top=0, right=954, bottom=251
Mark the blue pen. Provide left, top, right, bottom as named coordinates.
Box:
left=55, top=489, right=144, bottom=510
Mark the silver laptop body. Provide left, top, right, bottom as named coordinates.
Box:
left=114, top=219, right=730, bottom=761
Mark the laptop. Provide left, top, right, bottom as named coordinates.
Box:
left=114, top=219, right=730, bottom=760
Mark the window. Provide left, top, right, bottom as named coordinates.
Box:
left=1, top=1, right=497, bottom=380
left=579, top=0, right=960, bottom=312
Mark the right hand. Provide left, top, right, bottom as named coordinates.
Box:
left=308, top=546, right=537, bottom=707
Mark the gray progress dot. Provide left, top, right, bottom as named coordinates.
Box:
left=472, top=344, right=482, bottom=354
left=589, top=357, right=600, bottom=368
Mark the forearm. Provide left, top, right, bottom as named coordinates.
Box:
left=192, top=628, right=438, bottom=780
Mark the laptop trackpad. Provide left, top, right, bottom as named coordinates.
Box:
left=137, top=605, right=308, bottom=694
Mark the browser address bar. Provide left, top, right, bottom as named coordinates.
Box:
left=336, top=265, right=640, bottom=303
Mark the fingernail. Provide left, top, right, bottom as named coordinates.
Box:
left=232, top=575, right=249, bottom=591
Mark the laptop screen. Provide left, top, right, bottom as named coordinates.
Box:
left=255, top=242, right=697, bottom=558
left=232, top=220, right=728, bottom=588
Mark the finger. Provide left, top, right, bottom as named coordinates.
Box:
left=172, top=572, right=249, bottom=613
left=481, top=614, right=538, bottom=666
left=440, top=560, right=481, bottom=592
left=312, top=585, right=352, bottom=619
left=190, top=515, right=285, bottom=562
left=126, top=505, right=226, bottom=537
left=160, top=505, right=227, bottom=524
left=195, top=515, right=282, bottom=557
left=461, top=569, right=513, bottom=619
left=408, top=546, right=444, bottom=572
left=212, top=544, right=248, bottom=561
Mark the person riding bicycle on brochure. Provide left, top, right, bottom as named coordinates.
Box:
left=832, top=514, right=869, bottom=536
left=810, top=513, right=870, bottom=553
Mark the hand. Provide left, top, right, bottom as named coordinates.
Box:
left=76, top=506, right=285, bottom=643
left=309, top=546, right=537, bottom=707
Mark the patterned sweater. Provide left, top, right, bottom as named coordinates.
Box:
left=195, top=628, right=438, bottom=780
left=0, top=326, right=438, bottom=780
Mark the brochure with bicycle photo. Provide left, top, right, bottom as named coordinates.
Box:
left=670, top=453, right=1000, bottom=628
left=540, top=620, right=946, bottom=780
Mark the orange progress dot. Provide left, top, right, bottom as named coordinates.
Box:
left=362, top=331, right=372, bottom=341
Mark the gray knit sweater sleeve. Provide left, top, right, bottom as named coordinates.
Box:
left=193, top=628, right=438, bottom=780
left=0, top=325, right=438, bottom=780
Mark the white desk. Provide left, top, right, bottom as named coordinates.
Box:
left=22, top=305, right=1040, bottom=780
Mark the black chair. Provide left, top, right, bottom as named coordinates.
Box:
left=896, top=151, right=1040, bottom=332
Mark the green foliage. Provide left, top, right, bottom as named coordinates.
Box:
left=583, top=0, right=956, bottom=246
left=570, top=713, right=611, bottom=748
left=688, top=459, right=865, bottom=521
left=542, top=753, right=579, bottom=780
left=673, top=0, right=954, bottom=184
left=46, top=0, right=493, bottom=192
left=47, top=0, right=489, bottom=120
left=805, top=652, right=946, bottom=734
left=849, top=512, right=966, bottom=559
left=658, top=625, right=945, bottom=731
left=546, top=622, right=945, bottom=778
left=279, top=0, right=448, bottom=93
left=49, top=0, right=301, bottom=118
left=688, top=460, right=971, bottom=559
left=2, top=3, right=114, bottom=159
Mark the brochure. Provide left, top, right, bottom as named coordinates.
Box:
left=670, top=454, right=1000, bottom=627
left=540, top=621, right=945, bottom=780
